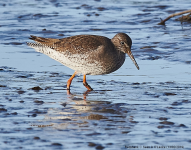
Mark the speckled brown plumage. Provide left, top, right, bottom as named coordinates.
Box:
left=27, top=33, right=139, bottom=91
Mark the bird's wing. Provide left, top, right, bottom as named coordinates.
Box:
left=27, top=35, right=109, bottom=55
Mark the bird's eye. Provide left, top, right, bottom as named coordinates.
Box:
left=121, top=41, right=125, bottom=45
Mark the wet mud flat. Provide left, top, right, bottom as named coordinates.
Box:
left=1, top=66, right=191, bottom=149
left=1, top=0, right=191, bottom=149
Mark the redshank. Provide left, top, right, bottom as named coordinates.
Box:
left=27, top=33, right=139, bottom=91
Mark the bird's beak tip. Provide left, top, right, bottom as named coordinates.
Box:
left=135, top=65, right=140, bottom=70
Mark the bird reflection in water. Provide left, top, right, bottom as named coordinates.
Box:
left=31, top=90, right=135, bottom=131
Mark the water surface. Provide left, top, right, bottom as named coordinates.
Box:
left=0, top=0, right=191, bottom=149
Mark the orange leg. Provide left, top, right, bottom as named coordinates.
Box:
left=67, top=71, right=77, bottom=90
left=83, top=75, right=93, bottom=91
left=67, top=89, right=71, bottom=95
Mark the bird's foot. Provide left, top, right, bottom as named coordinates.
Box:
left=83, top=82, right=93, bottom=91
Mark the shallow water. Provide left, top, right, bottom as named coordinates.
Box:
left=1, top=0, right=191, bottom=149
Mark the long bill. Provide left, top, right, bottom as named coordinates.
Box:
left=126, top=50, right=140, bottom=70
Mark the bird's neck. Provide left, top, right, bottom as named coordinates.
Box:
left=116, top=50, right=126, bottom=64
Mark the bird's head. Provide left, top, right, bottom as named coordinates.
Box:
left=111, top=33, right=139, bottom=70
